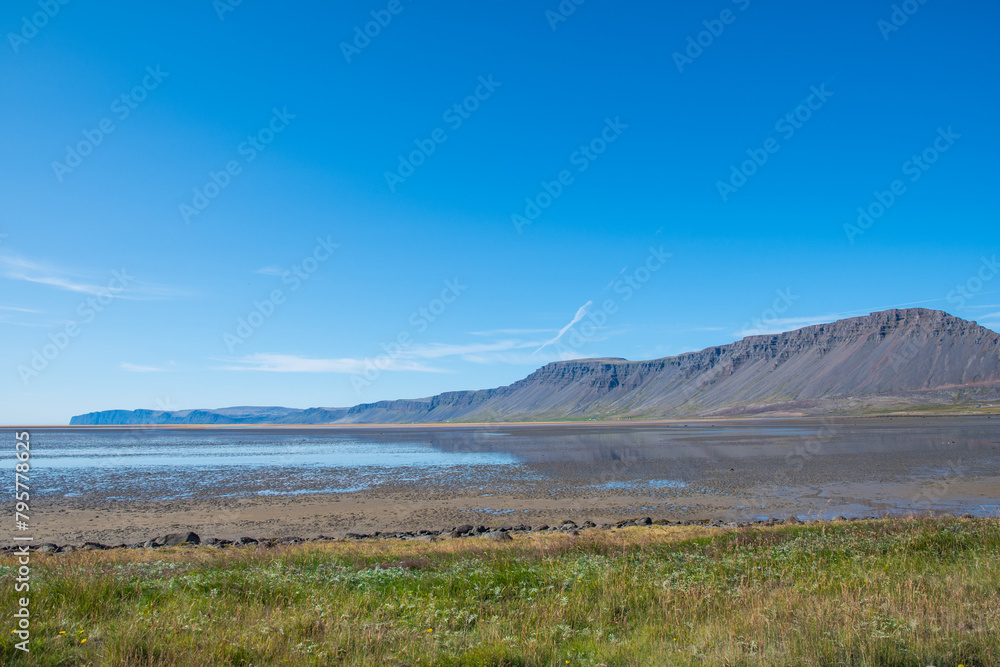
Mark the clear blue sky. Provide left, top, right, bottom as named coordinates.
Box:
left=3, top=0, right=998, bottom=424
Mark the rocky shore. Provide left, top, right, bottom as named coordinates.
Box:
left=7, top=512, right=981, bottom=555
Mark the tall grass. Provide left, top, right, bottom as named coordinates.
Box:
left=2, top=517, right=997, bottom=665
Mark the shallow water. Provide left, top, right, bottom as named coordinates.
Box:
left=22, top=418, right=1000, bottom=514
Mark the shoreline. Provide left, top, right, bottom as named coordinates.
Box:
left=7, top=511, right=986, bottom=554
left=12, top=407, right=1000, bottom=429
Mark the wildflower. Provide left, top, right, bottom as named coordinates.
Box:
left=59, top=631, right=66, bottom=635
left=81, top=638, right=87, bottom=644
left=427, top=628, right=433, bottom=633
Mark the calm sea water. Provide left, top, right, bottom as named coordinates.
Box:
left=20, top=419, right=1000, bottom=506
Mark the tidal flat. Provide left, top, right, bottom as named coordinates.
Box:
left=25, top=415, right=1000, bottom=546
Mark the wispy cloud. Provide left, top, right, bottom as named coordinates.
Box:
left=215, top=353, right=442, bottom=374
left=468, top=328, right=556, bottom=336
left=120, top=363, right=167, bottom=373
left=0, top=305, right=41, bottom=314
left=0, top=253, right=186, bottom=300
left=254, top=266, right=285, bottom=276
left=534, top=301, right=593, bottom=354
left=409, top=340, right=538, bottom=360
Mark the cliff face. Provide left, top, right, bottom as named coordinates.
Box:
left=70, top=309, right=1000, bottom=425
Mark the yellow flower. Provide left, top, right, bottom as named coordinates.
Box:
left=59, top=631, right=66, bottom=635
left=81, top=638, right=87, bottom=644
left=427, top=628, right=433, bottom=633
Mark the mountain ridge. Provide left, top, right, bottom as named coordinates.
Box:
left=70, top=308, right=1000, bottom=425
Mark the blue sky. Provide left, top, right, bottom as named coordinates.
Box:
left=3, top=0, right=999, bottom=424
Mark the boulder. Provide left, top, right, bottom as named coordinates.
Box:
left=162, top=532, right=200, bottom=547
left=39, top=543, right=59, bottom=553
left=485, top=531, right=513, bottom=541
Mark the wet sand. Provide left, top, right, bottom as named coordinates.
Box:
left=25, top=416, right=1000, bottom=545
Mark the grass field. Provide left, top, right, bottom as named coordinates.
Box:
left=2, top=516, right=997, bottom=666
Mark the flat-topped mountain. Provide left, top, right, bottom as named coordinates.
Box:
left=71, top=309, right=1000, bottom=425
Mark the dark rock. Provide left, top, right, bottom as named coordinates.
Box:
left=639, top=517, right=652, bottom=526
left=143, top=539, right=162, bottom=549
left=59, top=545, right=76, bottom=553
left=833, top=515, right=848, bottom=522
left=533, top=524, right=549, bottom=532
left=234, top=536, right=259, bottom=546
left=474, top=525, right=488, bottom=534
left=485, top=531, right=513, bottom=541
left=785, top=516, right=802, bottom=525
left=582, top=521, right=596, bottom=528
left=446, top=531, right=463, bottom=539
left=455, top=524, right=474, bottom=535
left=277, top=536, right=302, bottom=544
left=162, top=532, right=200, bottom=547
left=39, top=543, right=59, bottom=553
left=344, top=533, right=366, bottom=540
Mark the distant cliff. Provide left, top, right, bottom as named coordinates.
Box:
left=71, top=309, right=1000, bottom=425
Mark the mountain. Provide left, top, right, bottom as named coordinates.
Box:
left=70, top=309, right=1000, bottom=425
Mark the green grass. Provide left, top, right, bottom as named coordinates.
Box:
left=2, top=517, right=997, bottom=665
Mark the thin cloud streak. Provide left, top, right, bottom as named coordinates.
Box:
left=120, top=363, right=166, bottom=373
left=0, top=253, right=186, bottom=300
left=534, top=301, right=592, bottom=354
